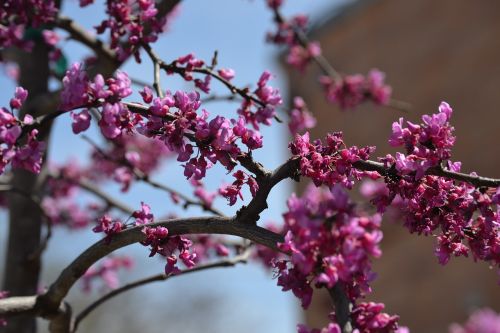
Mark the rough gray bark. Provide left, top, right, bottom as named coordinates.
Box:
left=1, top=36, right=52, bottom=333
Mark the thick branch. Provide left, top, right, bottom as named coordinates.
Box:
left=36, top=216, right=282, bottom=316
left=328, top=283, right=353, bottom=333
left=237, top=157, right=300, bottom=224
left=55, top=17, right=117, bottom=66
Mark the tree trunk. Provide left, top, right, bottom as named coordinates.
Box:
left=1, top=35, right=52, bottom=333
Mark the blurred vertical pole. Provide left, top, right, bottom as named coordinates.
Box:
left=1, top=32, right=52, bottom=333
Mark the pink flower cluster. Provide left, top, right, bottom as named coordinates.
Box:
left=0, top=0, right=57, bottom=50
left=288, top=96, right=316, bottom=135
left=275, top=186, right=402, bottom=332
left=449, top=308, right=500, bottom=333
left=388, top=102, right=455, bottom=178
left=139, top=89, right=265, bottom=181
left=219, top=170, right=258, bottom=206
left=299, top=304, right=406, bottom=333
left=266, top=7, right=321, bottom=72
left=372, top=103, right=500, bottom=270
left=85, top=0, right=166, bottom=61
left=289, top=132, right=375, bottom=189
left=93, top=214, right=126, bottom=243
left=275, top=185, right=383, bottom=308
left=351, top=302, right=400, bottom=333
left=251, top=71, right=282, bottom=124
left=319, top=69, right=392, bottom=109
left=81, top=256, right=133, bottom=293
left=169, top=54, right=211, bottom=91
left=0, top=87, right=45, bottom=174
left=61, top=63, right=136, bottom=139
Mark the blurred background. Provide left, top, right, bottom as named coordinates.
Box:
left=1, top=0, right=500, bottom=332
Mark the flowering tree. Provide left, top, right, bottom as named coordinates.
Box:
left=0, top=1, right=500, bottom=333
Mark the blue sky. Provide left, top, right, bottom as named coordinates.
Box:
left=0, top=1, right=349, bottom=332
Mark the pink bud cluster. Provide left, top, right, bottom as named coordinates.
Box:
left=0, top=0, right=57, bottom=50
left=449, top=308, right=500, bottom=333
left=219, top=170, right=258, bottom=206
left=289, top=132, right=375, bottom=189
left=81, top=256, right=133, bottom=293
left=319, top=70, right=392, bottom=109
left=0, top=87, right=45, bottom=174
left=288, top=96, right=316, bottom=135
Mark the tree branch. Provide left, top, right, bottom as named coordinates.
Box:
left=35, top=216, right=282, bottom=316
left=55, top=16, right=117, bottom=66
left=140, top=43, right=282, bottom=122
left=72, top=249, right=251, bottom=332
left=353, top=159, right=500, bottom=188
left=328, top=283, right=353, bottom=333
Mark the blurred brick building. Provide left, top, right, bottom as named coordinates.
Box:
left=285, top=0, right=500, bottom=332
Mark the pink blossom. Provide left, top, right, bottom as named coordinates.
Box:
left=449, top=308, right=500, bottom=333
left=60, top=63, right=90, bottom=110
left=81, top=256, right=133, bottom=292
left=218, top=68, right=235, bottom=81
left=133, top=202, right=154, bottom=225
left=93, top=215, right=126, bottom=243
left=71, top=109, right=91, bottom=134
left=9, top=86, right=28, bottom=109
left=288, top=96, right=316, bottom=135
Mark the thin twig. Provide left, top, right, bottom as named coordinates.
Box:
left=272, top=8, right=410, bottom=113
left=55, top=16, right=117, bottom=66
left=142, top=43, right=164, bottom=98
left=81, top=135, right=226, bottom=217
left=72, top=250, right=251, bottom=332
left=140, top=43, right=283, bottom=122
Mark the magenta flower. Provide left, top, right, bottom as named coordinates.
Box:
left=71, top=109, right=91, bottom=134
